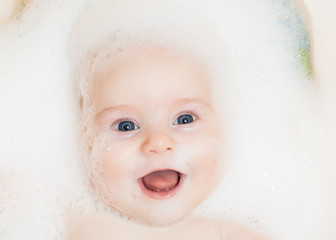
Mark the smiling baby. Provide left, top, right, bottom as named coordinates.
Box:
left=69, top=1, right=267, bottom=239
left=86, top=47, right=222, bottom=224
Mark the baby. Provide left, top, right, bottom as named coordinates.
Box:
left=69, top=1, right=267, bottom=239
left=70, top=0, right=336, bottom=238
left=71, top=48, right=266, bottom=240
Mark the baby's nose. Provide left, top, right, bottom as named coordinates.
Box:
left=141, top=130, right=176, bottom=156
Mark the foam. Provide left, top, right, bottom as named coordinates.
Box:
left=0, top=0, right=335, bottom=239
left=71, top=0, right=228, bottom=108
left=0, top=1, right=98, bottom=239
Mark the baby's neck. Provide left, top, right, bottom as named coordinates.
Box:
left=68, top=213, right=224, bottom=240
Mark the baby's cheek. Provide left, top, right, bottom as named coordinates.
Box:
left=198, top=152, right=219, bottom=179
left=100, top=149, right=127, bottom=184
left=101, top=141, right=140, bottom=184
left=191, top=137, right=222, bottom=179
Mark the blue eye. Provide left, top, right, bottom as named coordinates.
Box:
left=174, top=114, right=195, bottom=125
left=117, top=121, right=138, bottom=131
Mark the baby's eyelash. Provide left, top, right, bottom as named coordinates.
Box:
left=173, top=112, right=199, bottom=125
left=110, top=118, right=140, bottom=132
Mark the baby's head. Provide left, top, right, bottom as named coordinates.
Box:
left=81, top=46, right=224, bottom=225
left=74, top=0, right=229, bottom=226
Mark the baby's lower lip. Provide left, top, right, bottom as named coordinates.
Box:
left=138, top=170, right=185, bottom=199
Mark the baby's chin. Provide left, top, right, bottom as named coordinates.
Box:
left=92, top=174, right=222, bottom=227
left=119, top=206, right=191, bottom=227
left=105, top=191, right=198, bottom=226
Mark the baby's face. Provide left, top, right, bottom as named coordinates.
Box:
left=85, top=48, right=223, bottom=225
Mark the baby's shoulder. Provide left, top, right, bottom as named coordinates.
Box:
left=216, top=219, right=269, bottom=240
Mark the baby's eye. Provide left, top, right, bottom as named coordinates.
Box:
left=173, top=114, right=196, bottom=125
left=115, top=120, right=139, bottom=132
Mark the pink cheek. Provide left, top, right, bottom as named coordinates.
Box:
left=100, top=147, right=133, bottom=184
left=193, top=154, right=220, bottom=194
left=190, top=141, right=220, bottom=178
left=200, top=156, right=218, bottom=176
left=96, top=149, right=119, bottom=181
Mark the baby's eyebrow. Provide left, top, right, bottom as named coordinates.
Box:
left=173, top=98, right=212, bottom=109
left=96, top=105, right=134, bottom=118
left=96, top=98, right=212, bottom=119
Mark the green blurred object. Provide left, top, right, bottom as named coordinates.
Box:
left=271, top=0, right=313, bottom=78
left=299, top=48, right=312, bottom=76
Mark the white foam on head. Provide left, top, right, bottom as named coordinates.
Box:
left=0, top=0, right=334, bottom=239
left=70, top=0, right=229, bottom=108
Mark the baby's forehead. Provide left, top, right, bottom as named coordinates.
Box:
left=87, top=47, right=209, bottom=94
left=79, top=44, right=221, bottom=113
left=106, top=48, right=205, bottom=77
left=97, top=47, right=205, bottom=74
left=84, top=48, right=215, bottom=116
left=93, top=47, right=210, bottom=97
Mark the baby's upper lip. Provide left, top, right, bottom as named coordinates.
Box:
left=138, top=168, right=184, bottom=179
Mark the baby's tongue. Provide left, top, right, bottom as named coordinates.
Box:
left=142, top=170, right=179, bottom=192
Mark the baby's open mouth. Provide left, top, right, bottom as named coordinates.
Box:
left=142, top=170, right=181, bottom=192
